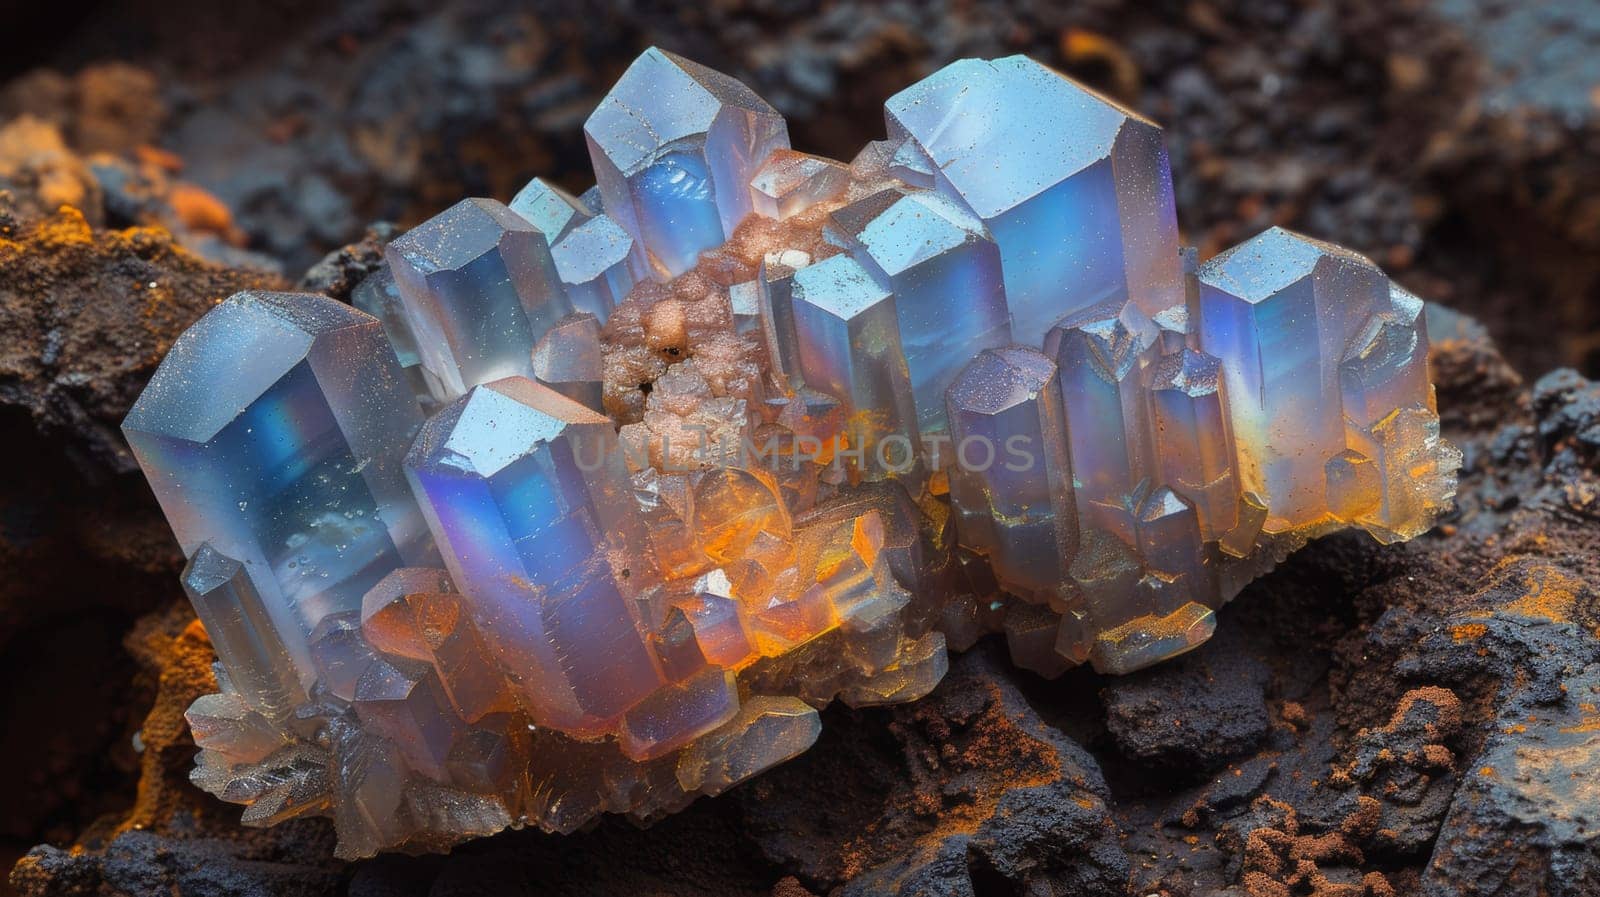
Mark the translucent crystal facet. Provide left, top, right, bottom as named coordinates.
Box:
left=124, top=291, right=432, bottom=678
left=946, top=347, right=1077, bottom=603
left=531, top=313, right=605, bottom=412
left=127, top=49, right=1459, bottom=859
left=788, top=253, right=921, bottom=480
left=386, top=198, right=572, bottom=400
left=884, top=55, right=1181, bottom=339
left=751, top=149, right=850, bottom=220
left=550, top=213, right=641, bottom=323
left=1148, top=348, right=1239, bottom=538
left=1043, top=301, right=1161, bottom=534
left=508, top=177, right=592, bottom=242
left=405, top=377, right=661, bottom=734
left=585, top=48, right=789, bottom=278
left=827, top=187, right=1011, bottom=434
left=351, top=267, right=436, bottom=406
left=1196, top=227, right=1388, bottom=530
left=182, top=544, right=310, bottom=719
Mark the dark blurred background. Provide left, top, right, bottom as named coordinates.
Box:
left=4, top=0, right=1598, bottom=376
left=0, top=0, right=1597, bottom=885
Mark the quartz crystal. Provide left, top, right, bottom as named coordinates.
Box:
left=124, top=291, right=434, bottom=688
left=386, top=198, right=572, bottom=400
left=585, top=47, right=790, bottom=278
left=883, top=55, right=1182, bottom=339
left=125, top=49, right=1459, bottom=858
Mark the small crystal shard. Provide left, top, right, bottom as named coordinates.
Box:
left=1042, top=300, right=1161, bottom=534
left=125, top=48, right=1459, bottom=859
left=182, top=544, right=310, bottom=721
left=531, top=312, right=605, bottom=411
left=1147, top=348, right=1239, bottom=538
left=751, top=149, right=850, bottom=220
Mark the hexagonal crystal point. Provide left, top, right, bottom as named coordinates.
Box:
left=788, top=253, right=921, bottom=481
left=585, top=47, right=789, bottom=278
left=405, top=377, right=664, bottom=735
left=884, top=55, right=1181, bottom=342
left=508, top=177, right=592, bottom=242
left=550, top=214, right=642, bottom=323
left=1196, top=227, right=1392, bottom=530
left=386, top=198, right=573, bottom=401
left=828, top=186, right=1012, bottom=434
left=946, top=347, right=1077, bottom=601
left=123, top=291, right=433, bottom=679
left=182, top=543, right=310, bottom=720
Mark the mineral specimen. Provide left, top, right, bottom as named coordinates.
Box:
left=123, top=48, right=1459, bottom=858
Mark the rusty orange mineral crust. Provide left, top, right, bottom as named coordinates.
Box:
left=119, top=49, right=1458, bottom=856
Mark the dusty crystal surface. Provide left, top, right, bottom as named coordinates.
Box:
left=123, top=48, right=1458, bottom=858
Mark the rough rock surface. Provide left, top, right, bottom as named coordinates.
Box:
left=1102, top=626, right=1273, bottom=771
left=0, top=202, right=282, bottom=473
left=4, top=2, right=1600, bottom=895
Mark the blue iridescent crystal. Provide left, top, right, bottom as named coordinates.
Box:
left=883, top=55, right=1182, bottom=339
left=585, top=47, right=789, bottom=278
left=404, top=377, right=662, bottom=736
left=787, top=253, right=921, bottom=480
left=826, top=186, right=1011, bottom=433
left=386, top=198, right=572, bottom=399
left=1196, top=227, right=1400, bottom=531
left=550, top=212, right=641, bottom=322
left=125, top=291, right=432, bottom=681
left=125, top=48, right=1458, bottom=859
left=945, top=346, right=1076, bottom=603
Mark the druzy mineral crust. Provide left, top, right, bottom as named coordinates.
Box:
left=122, top=48, right=1459, bottom=857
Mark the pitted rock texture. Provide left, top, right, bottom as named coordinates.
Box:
left=1101, top=626, right=1273, bottom=771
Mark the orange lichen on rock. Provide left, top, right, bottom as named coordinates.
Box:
left=1492, top=561, right=1591, bottom=628
left=167, top=182, right=247, bottom=245
left=0, top=116, right=102, bottom=219
left=120, top=607, right=219, bottom=833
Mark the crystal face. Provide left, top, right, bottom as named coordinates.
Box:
left=124, top=49, right=1459, bottom=858
left=124, top=291, right=434, bottom=686
left=883, top=55, right=1182, bottom=339
left=584, top=47, right=790, bottom=278
left=386, top=198, right=572, bottom=401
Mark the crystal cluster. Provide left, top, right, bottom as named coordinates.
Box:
left=123, top=48, right=1458, bottom=857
